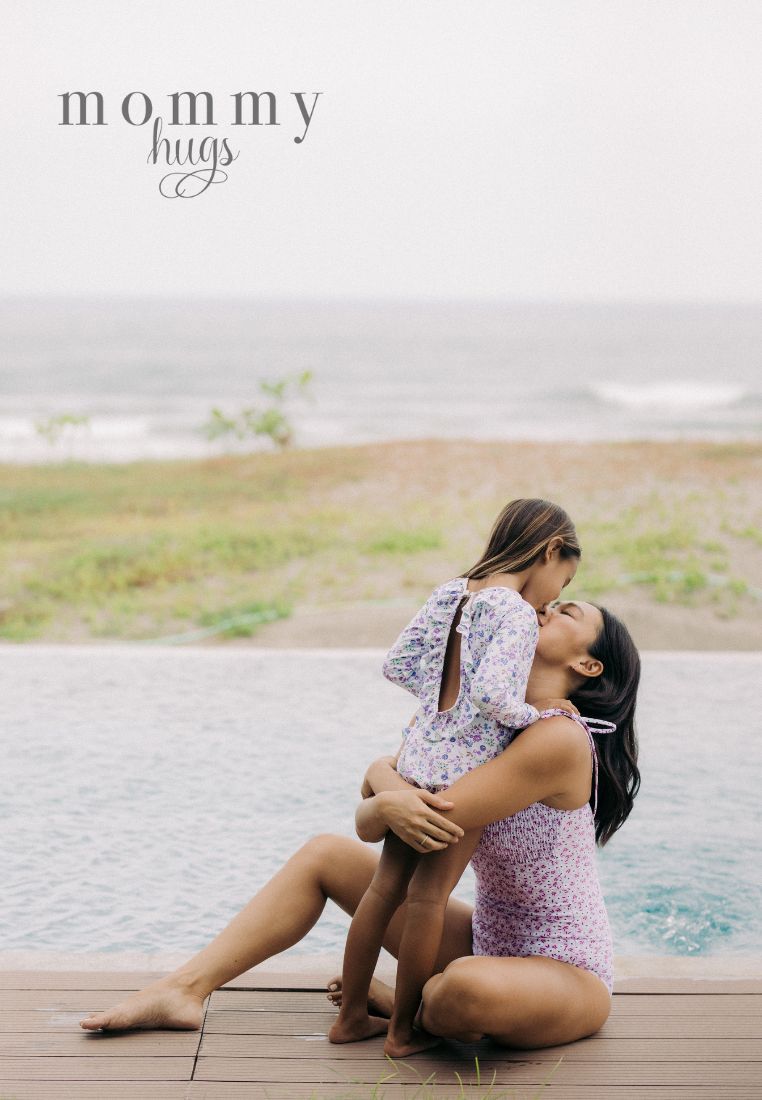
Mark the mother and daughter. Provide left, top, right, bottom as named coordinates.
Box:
left=82, top=498, right=641, bottom=1052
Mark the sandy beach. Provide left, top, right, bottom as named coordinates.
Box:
left=2, top=439, right=760, bottom=650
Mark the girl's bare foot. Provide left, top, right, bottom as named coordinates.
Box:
left=384, top=1026, right=441, bottom=1057
left=328, top=1013, right=389, bottom=1044
left=79, top=976, right=205, bottom=1032
left=326, top=974, right=395, bottom=1017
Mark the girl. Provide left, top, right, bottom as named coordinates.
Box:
left=328, top=498, right=583, bottom=1056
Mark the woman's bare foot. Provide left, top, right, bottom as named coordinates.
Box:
left=326, top=974, right=395, bottom=1018
left=79, top=976, right=205, bottom=1032
left=328, top=1013, right=389, bottom=1044
left=384, top=1026, right=441, bottom=1057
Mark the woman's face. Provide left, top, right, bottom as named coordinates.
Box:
left=535, top=600, right=604, bottom=666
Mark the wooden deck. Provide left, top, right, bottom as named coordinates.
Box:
left=0, top=968, right=760, bottom=1099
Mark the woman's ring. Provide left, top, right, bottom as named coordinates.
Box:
left=420, top=834, right=429, bottom=846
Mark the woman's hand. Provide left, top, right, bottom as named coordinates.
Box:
left=373, top=789, right=465, bottom=853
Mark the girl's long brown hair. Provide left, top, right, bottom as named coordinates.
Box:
left=464, top=498, right=581, bottom=578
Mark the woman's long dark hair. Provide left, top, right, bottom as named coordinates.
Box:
left=569, top=606, right=642, bottom=847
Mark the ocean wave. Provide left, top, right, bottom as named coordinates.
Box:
left=591, top=382, right=748, bottom=409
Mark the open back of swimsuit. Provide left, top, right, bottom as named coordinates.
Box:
left=470, top=710, right=615, bottom=996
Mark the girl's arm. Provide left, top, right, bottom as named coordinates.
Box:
left=468, top=600, right=541, bottom=729
left=359, top=739, right=404, bottom=799
left=381, top=596, right=436, bottom=698
left=364, top=715, right=590, bottom=835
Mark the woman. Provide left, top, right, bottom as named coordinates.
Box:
left=81, top=597, right=640, bottom=1049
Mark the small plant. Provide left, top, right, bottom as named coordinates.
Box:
left=203, top=370, right=313, bottom=451
left=34, top=413, right=91, bottom=445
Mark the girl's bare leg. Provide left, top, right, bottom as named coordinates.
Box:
left=80, top=834, right=474, bottom=1033
left=385, top=827, right=482, bottom=1057
left=328, top=833, right=419, bottom=1043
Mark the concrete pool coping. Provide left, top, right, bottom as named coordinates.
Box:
left=2, top=951, right=761, bottom=980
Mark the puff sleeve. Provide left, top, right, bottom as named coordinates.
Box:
left=381, top=596, right=436, bottom=699
left=467, top=597, right=540, bottom=729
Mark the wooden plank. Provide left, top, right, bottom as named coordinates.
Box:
left=0, top=990, right=160, bottom=1011
left=192, top=1057, right=761, bottom=1084
left=0, top=1011, right=89, bottom=1032
left=201, top=1000, right=762, bottom=1038
left=596, top=1015, right=762, bottom=1039
left=607, top=994, right=762, bottom=1015
left=613, top=977, right=762, bottom=994
left=0, top=1031, right=201, bottom=1056
left=204, top=1009, right=337, bottom=1034
left=0, top=990, right=207, bottom=1012
left=201, top=1007, right=762, bottom=1039
left=208, top=988, right=762, bottom=1015
left=0, top=1085, right=191, bottom=1099
left=0, top=971, right=169, bottom=991
left=198, top=1032, right=761, bottom=1061
left=187, top=1088, right=762, bottom=1100
left=209, top=990, right=336, bottom=1013
left=0, top=969, right=337, bottom=992
left=0, top=1056, right=194, bottom=1080
left=223, top=970, right=334, bottom=990
left=0, top=1011, right=194, bottom=1033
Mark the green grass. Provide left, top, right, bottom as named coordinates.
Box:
left=574, top=499, right=757, bottom=610
left=297, top=1054, right=563, bottom=1099
left=1, top=442, right=759, bottom=641
left=364, top=527, right=443, bottom=555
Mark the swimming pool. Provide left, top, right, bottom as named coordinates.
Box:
left=2, top=646, right=760, bottom=961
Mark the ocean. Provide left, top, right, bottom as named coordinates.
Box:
left=2, top=647, right=760, bottom=961
left=0, top=297, right=760, bottom=461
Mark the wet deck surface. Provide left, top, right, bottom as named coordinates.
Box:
left=1, top=968, right=761, bottom=1098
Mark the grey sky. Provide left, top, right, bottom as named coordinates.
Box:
left=2, top=1, right=761, bottom=300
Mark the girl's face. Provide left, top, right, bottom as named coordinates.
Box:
left=535, top=600, right=603, bottom=665
left=522, top=547, right=579, bottom=611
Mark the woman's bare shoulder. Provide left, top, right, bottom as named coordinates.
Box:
left=511, top=714, right=592, bottom=772
left=529, top=714, right=596, bottom=808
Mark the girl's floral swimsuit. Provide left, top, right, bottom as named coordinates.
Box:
left=383, top=577, right=541, bottom=791
left=383, top=577, right=616, bottom=997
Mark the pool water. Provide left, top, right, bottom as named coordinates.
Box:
left=2, top=647, right=760, bottom=960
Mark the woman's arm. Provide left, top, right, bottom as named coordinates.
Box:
left=440, top=715, right=591, bottom=829
left=362, top=715, right=590, bottom=836
left=356, top=756, right=465, bottom=850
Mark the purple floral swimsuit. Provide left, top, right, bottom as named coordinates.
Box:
left=382, top=577, right=540, bottom=792
left=471, top=709, right=616, bottom=996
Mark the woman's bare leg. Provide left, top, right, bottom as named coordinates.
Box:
left=328, top=833, right=419, bottom=1043
left=420, top=955, right=612, bottom=1048
left=384, top=828, right=482, bottom=1057
left=80, top=834, right=474, bottom=1032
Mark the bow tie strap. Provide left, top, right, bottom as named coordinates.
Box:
left=580, top=716, right=618, bottom=734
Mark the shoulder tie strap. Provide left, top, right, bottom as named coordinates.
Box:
left=536, top=709, right=617, bottom=816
